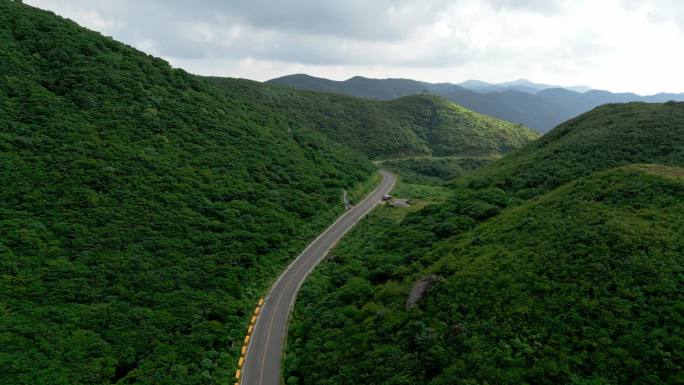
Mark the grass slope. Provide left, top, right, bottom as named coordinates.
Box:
left=0, top=2, right=374, bottom=384
left=232, top=79, right=538, bottom=160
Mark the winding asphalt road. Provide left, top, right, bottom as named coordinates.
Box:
left=240, top=170, right=396, bottom=385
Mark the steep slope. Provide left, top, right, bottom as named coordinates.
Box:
left=0, top=2, right=374, bottom=384
left=268, top=74, right=684, bottom=132
left=284, top=102, right=684, bottom=384
left=218, top=78, right=539, bottom=160
left=383, top=95, right=538, bottom=157
left=464, top=101, right=684, bottom=197
left=286, top=166, right=684, bottom=384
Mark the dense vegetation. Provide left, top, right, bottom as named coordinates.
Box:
left=6, top=2, right=683, bottom=384
left=232, top=78, right=538, bottom=160
left=463, top=102, right=684, bottom=198
left=269, top=74, right=684, bottom=132
left=285, top=104, right=684, bottom=384
left=0, top=2, right=378, bottom=384
left=0, top=3, right=541, bottom=383
left=379, top=156, right=496, bottom=185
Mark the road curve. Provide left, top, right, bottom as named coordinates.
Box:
left=240, top=170, right=396, bottom=385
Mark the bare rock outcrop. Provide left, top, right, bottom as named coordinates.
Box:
left=406, top=274, right=438, bottom=309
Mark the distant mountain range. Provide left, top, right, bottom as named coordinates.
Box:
left=458, top=78, right=592, bottom=94
left=267, top=74, right=684, bottom=132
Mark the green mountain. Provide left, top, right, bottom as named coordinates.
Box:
left=223, top=78, right=539, bottom=160
left=6, top=2, right=682, bottom=385
left=0, top=2, right=376, bottom=384
left=286, top=165, right=684, bottom=385
left=268, top=74, right=440, bottom=100
left=268, top=74, right=684, bottom=133
left=285, top=103, right=684, bottom=384
left=463, top=101, right=684, bottom=197
left=0, top=2, right=539, bottom=384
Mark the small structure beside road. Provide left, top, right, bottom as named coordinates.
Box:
left=381, top=194, right=410, bottom=208
left=389, top=198, right=410, bottom=208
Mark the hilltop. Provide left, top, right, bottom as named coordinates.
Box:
left=268, top=74, right=443, bottom=100
left=216, top=78, right=538, bottom=160
left=463, top=101, right=684, bottom=197
left=268, top=74, right=684, bottom=132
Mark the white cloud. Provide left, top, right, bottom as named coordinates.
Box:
left=25, top=0, right=684, bottom=94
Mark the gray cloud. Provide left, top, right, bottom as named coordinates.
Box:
left=40, top=0, right=452, bottom=42
left=29, top=0, right=467, bottom=64
left=208, top=0, right=451, bottom=41
left=487, top=0, right=564, bottom=13
left=619, top=0, right=684, bottom=30
left=24, top=0, right=684, bottom=93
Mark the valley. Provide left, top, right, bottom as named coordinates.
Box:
left=2, top=2, right=683, bottom=385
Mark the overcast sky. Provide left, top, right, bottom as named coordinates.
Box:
left=26, top=0, right=684, bottom=94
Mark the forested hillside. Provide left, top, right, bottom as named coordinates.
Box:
left=7, top=1, right=683, bottom=384
left=463, top=102, right=684, bottom=197
left=0, top=2, right=375, bottom=384
left=285, top=103, right=684, bottom=384
left=269, top=74, right=684, bottom=132
left=213, top=78, right=538, bottom=160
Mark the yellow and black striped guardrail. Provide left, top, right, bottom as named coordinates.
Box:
left=234, top=298, right=264, bottom=385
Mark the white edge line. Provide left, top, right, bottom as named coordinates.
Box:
left=287, top=170, right=397, bottom=312
left=240, top=170, right=395, bottom=384
left=280, top=171, right=397, bottom=354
